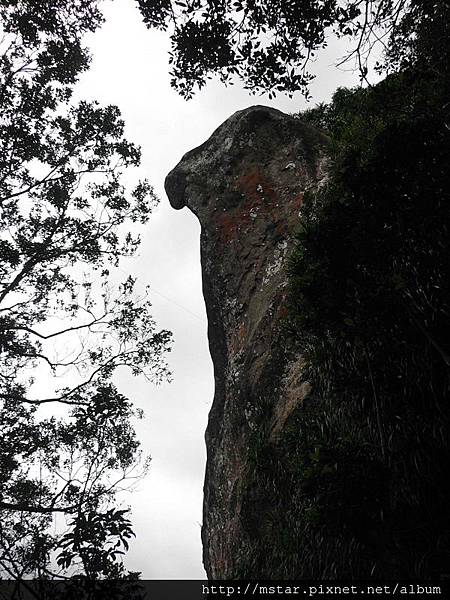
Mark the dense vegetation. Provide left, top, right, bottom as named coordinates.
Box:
left=282, top=0, right=450, bottom=577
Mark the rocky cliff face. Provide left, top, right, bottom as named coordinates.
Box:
left=165, top=106, right=329, bottom=578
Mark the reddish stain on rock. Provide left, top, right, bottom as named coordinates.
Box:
left=216, top=209, right=249, bottom=244
left=236, top=166, right=277, bottom=205
left=215, top=167, right=283, bottom=244
left=292, top=191, right=304, bottom=210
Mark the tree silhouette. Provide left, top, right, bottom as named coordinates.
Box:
left=138, top=0, right=411, bottom=98
left=0, top=0, right=171, bottom=580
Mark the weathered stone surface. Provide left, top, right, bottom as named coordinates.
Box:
left=165, top=106, right=329, bottom=578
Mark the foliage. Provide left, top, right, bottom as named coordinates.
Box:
left=0, top=0, right=171, bottom=581
left=137, top=0, right=413, bottom=98
left=283, top=1, right=450, bottom=577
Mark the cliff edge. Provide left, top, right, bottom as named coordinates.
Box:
left=165, top=106, right=329, bottom=578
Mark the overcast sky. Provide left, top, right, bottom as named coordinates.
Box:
left=73, top=0, right=363, bottom=579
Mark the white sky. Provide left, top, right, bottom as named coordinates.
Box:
left=73, top=0, right=363, bottom=579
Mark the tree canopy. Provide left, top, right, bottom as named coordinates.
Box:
left=137, top=0, right=413, bottom=98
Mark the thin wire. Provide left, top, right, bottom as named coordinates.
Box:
left=149, top=286, right=206, bottom=323
left=115, top=265, right=206, bottom=323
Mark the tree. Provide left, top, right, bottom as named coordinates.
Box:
left=137, top=0, right=412, bottom=98
left=0, top=0, right=171, bottom=581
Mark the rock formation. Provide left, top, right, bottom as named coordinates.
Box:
left=165, top=106, right=329, bottom=578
